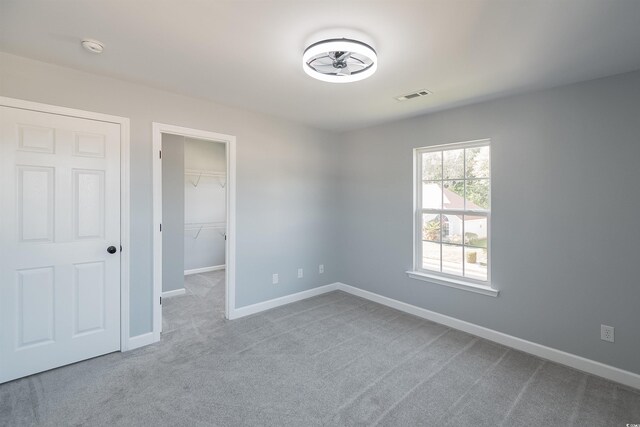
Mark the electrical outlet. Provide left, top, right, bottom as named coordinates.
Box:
left=272, top=273, right=279, bottom=285
left=297, top=268, right=303, bottom=278
left=601, top=324, right=614, bottom=342
left=319, top=264, right=324, bottom=274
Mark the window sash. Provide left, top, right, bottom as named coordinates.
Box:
left=416, top=212, right=491, bottom=283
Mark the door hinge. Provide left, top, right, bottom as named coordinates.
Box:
left=159, top=150, right=162, bottom=159
left=160, top=223, right=162, bottom=232
left=160, top=296, right=162, bottom=305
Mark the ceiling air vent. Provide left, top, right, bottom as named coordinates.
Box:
left=395, top=89, right=432, bottom=101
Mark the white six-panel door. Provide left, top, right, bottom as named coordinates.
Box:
left=0, top=106, right=121, bottom=383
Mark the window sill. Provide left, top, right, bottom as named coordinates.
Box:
left=406, top=271, right=499, bottom=297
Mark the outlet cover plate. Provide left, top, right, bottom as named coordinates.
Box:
left=601, top=324, right=614, bottom=342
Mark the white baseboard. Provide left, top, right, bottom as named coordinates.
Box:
left=162, top=288, right=186, bottom=298
left=184, top=265, right=225, bottom=276
left=228, top=283, right=339, bottom=320
left=335, top=283, right=640, bottom=390
left=124, top=332, right=157, bottom=351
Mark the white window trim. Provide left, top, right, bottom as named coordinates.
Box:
left=405, top=271, right=498, bottom=297
left=409, top=138, right=498, bottom=297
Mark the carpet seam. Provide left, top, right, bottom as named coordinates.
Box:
left=325, top=328, right=458, bottom=424
left=568, top=373, right=588, bottom=426
left=434, top=348, right=511, bottom=426
left=319, top=315, right=446, bottom=379
left=498, top=359, right=546, bottom=426
left=368, top=337, right=480, bottom=426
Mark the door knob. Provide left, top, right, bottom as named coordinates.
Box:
left=107, top=246, right=117, bottom=254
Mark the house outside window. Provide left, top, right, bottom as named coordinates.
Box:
left=441, top=215, right=450, bottom=238
left=413, top=140, right=491, bottom=287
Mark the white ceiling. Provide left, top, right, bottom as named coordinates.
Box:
left=2, top=0, right=640, bottom=131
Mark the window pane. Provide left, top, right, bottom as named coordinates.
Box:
left=442, top=244, right=463, bottom=276
left=464, top=216, right=487, bottom=247
left=465, top=179, right=490, bottom=210
left=441, top=214, right=462, bottom=244
left=422, top=241, right=441, bottom=272
left=442, top=180, right=464, bottom=209
left=422, top=181, right=442, bottom=209
left=443, top=149, right=464, bottom=179
left=465, top=246, right=488, bottom=281
left=422, top=151, right=442, bottom=181
left=465, top=146, right=490, bottom=178
left=422, top=213, right=441, bottom=242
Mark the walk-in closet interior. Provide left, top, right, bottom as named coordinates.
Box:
left=161, top=134, right=227, bottom=329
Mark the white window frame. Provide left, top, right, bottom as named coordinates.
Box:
left=407, top=139, right=498, bottom=297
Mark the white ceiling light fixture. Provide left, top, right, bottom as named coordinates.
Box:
left=81, top=38, right=104, bottom=54
left=302, top=38, right=377, bottom=83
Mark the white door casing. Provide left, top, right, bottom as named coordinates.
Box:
left=152, top=122, right=236, bottom=329
left=0, top=106, right=121, bottom=383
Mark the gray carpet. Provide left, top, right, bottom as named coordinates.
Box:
left=1, top=270, right=639, bottom=426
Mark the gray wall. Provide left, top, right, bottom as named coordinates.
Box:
left=336, top=70, right=640, bottom=374
left=185, top=137, right=226, bottom=171
left=2, top=51, right=638, bottom=376
left=161, top=134, right=185, bottom=293
left=0, top=52, right=341, bottom=337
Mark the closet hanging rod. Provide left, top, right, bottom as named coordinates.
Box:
left=185, top=169, right=227, bottom=187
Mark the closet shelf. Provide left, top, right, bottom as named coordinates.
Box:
left=185, top=222, right=226, bottom=228
left=185, top=222, right=226, bottom=239
left=185, top=169, right=226, bottom=188
left=185, top=169, right=226, bottom=177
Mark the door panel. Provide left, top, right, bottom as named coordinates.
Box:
left=17, top=267, right=55, bottom=348
left=17, top=124, right=55, bottom=153
left=74, top=132, right=106, bottom=158
left=73, top=261, right=105, bottom=336
left=73, top=169, right=105, bottom=239
left=17, top=166, right=55, bottom=242
left=0, top=106, right=121, bottom=383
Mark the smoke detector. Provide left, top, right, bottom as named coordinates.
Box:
left=302, top=38, right=377, bottom=83
left=81, top=39, right=104, bottom=54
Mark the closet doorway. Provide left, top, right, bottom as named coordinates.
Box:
left=152, top=123, right=236, bottom=341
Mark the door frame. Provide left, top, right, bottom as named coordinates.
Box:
left=151, top=122, right=237, bottom=338
left=0, top=96, right=132, bottom=351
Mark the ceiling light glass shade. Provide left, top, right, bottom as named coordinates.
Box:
left=302, top=38, right=377, bottom=83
